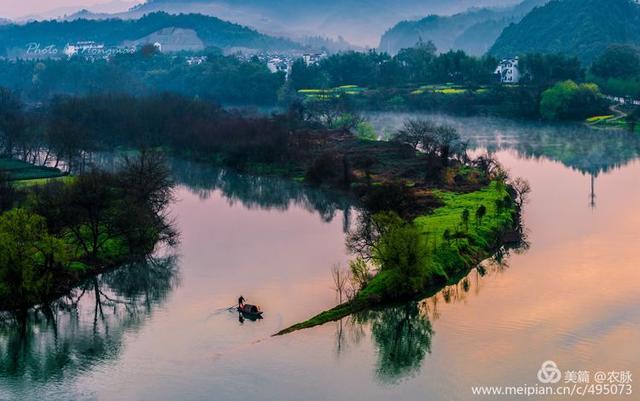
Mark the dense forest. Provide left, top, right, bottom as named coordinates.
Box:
left=0, top=50, right=285, bottom=105
left=490, top=0, right=640, bottom=64
left=589, top=44, right=640, bottom=99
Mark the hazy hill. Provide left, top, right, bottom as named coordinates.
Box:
left=0, top=12, right=300, bottom=58
left=58, top=0, right=525, bottom=47
left=379, top=0, right=547, bottom=55
left=490, top=0, right=640, bottom=64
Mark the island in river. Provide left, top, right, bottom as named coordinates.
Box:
left=0, top=93, right=523, bottom=332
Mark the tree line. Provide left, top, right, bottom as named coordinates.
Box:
left=289, top=42, right=585, bottom=90
left=0, top=49, right=284, bottom=105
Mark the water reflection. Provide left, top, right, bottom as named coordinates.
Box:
left=169, top=159, right=354, bottom=226
left=366, top=304, right=434, bottom=383
left=89, top=154, right=355, bottom=228
left=0, top=256, right=178, bottom=386
left=367, top=112, right=640, bottom=176
left=5, top=119, right=637, bottom=400
left=331, top=243, right=527, bottom=385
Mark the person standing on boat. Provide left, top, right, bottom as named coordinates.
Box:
left=238, top=295, right=245, bottom=309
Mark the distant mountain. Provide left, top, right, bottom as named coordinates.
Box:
left=16, top=0, right=137, bottom=21
left=0, top=18, right=11, bottom=26
left=490, top=0, right=640, bottom=64
left=0, top=12, right=300, bottom=58
left=56, top=0, right=525, bottom=47
left=379, top=0, right=548, bottom=55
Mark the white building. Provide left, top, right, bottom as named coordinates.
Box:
left=495, top=57, right=520, bottom=84
left=63, top=41, right=105, bottom=58
left=302, top=52, right=326, bottom=66
left=266, top=56, right=290, bottom=74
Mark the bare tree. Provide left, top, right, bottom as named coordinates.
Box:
left=331, top=263, right=350, bottom=304
left=394, top=119, right=436, bottom=150
left=511, top=177, right=532, bottom=208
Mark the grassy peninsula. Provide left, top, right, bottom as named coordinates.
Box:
left=276, top=181, right=520, bottom=335
left=1, top=91, right=524, bottom=320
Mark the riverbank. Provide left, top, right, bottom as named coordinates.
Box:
left=276, top=181, right=519, bottom=335
left=1, top=94, right=521, bottom=320
left=0, top=152, right=177, bottom=313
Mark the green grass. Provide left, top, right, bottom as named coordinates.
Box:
left=359, top=181, right=512, bottom=299
left=276, top=181, right=515, bottom=335
left=13, top=176, right=75, bottom=188
left=414, top=182, right=511, bottom=249
left=0, top=158, right=65, bottom=181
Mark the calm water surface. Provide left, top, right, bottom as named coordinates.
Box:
left=1, top=114, right=639, bottom=401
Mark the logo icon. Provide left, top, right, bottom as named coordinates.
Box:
left=537, top=360, right=562, bottom=384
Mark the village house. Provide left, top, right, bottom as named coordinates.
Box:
left=266, top=56, right=291, bottom=75
left=495, top=57, right=520, bottom=84
left=302, top=52, right=326, bottom=66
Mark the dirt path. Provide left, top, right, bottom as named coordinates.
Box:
left=585, top=104, right=627, bottom=129
left=609, top=104, right=627, bottom=122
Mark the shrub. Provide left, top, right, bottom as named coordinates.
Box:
left=540, top=80, right=608, bottom=120
left=373, top=215, right=429, bottom=298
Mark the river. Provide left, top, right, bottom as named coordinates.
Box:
left=1, top=114, right=639, bottom=401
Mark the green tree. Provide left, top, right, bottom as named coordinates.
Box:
left=0, top=88, right=25, bottom=157
left=540, top=80, right=607, bottom=120
left=289, top=59, right=328, bottom=90
left=627, top=107, right=640, bottom=132
left=395, top=39, right=437, bottom=83
left=0, top=172, right=17, bottom=212
left=356, top=121, right=378, bottom=141
left=591, top=44, right=640, bottom=80
left=475, top=204, right=487, bottom=225
left=461, top=208, right=470, bottom=232
left=519, top=54, right=584, bottom=87
left=374, top=214, right=429, bottom=298
left=0, top=209, right=70, bottom=311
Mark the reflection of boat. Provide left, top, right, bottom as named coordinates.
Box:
left=237, top=304, right=263, bottom=319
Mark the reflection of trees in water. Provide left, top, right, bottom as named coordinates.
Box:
left=86, top=154, right=355, bottom=227
left=462, top=123, right=640, bottom=176
left=331, top=235, right=528, bottom=383
left=169, top=159, right=354, bottom=226
left=334, top=304, right=433, bottom=384
left=420, top=248, right=516, bottom=323
left=363, top=304, right=433, bottom=383
left=368, top=112, right=640, bottom=176
left=0, top=256, right=178, bottom=384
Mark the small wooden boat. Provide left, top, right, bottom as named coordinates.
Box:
left=237, top=304, right=263, bottom=319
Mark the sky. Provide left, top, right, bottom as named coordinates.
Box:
left=1, top=0, right=142, bottom=19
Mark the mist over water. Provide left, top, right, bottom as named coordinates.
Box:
left=1, top=114, right=639, bottom=400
